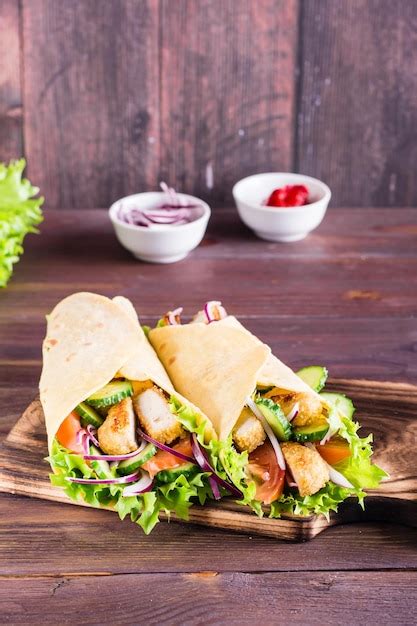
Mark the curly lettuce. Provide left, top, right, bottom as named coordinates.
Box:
left=0, top=159, right=44, bottom=287
left=172, top=390, right=387, bottom=522
left=270, top=402, right=387, bottom=520
left=170, top=396, right=262, bottom=516
left=48, top=402, right=216, bottom=535
left=48, top=385, right=387, bottom=532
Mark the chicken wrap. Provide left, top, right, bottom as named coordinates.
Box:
left=148, top=301, right=387, bottom=519
left=42, top=293, right=251, bottom=534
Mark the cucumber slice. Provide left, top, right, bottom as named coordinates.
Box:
left=157, top=462, right=197, bottom=483
left=255, top=398, right=292, bottom=441
left=117, top=443, right=157, bottom=476
left=86, top=380, right=133, bottom=408
left=320, top=392, right=355, bottom=419
left=293, top=423, right=329, bottom=443
left=89, top=446, right=112, bottom=478
left=76, top=402, right=104, bottom=428
left=296, top=366, right=328, bottom=392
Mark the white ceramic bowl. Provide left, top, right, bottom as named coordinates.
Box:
left=109, top=192, right=211, bottom=263
left=233, top=173, right=331, bottom=242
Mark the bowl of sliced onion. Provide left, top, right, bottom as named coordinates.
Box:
left=109, top=183, right=211, bottom=263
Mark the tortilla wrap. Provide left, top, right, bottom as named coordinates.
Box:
left=220, top=316, right=319, bottom=394
left=149, top=316, right=324, bottom=440
left=40, top=292, right=213, bottom=452
left=149, top=321, right=270, bottom=440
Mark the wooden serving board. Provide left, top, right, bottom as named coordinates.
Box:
left=0, top=379, right=416, bottom=541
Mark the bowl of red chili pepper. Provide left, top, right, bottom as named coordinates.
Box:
left=233, top=173, right=331, bottom=242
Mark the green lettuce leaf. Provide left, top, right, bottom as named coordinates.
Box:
left=170, top=396, right=262, bottom=516
left=48, top=429, right=215, bottom=535
left=270, top=396, right=387, bottom=519
left=0, top=159, right=44, bottom=287
left=269, top=482, right=355, bottom=520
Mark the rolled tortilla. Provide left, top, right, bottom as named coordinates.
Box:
left=149, top=320, right=270, bottom=440
left=149, top=316, right=325, bottom=440
left=40, top=292, right=213, bottom=452
left=220, top=316, right=319, bottom=394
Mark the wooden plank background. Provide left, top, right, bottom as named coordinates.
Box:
left=0, top=0, right=416, bottom=208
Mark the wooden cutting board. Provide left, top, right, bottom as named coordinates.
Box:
left=0, top=379, right=416, bottom=541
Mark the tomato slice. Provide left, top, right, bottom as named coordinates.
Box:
left=56, top=411, right=84, bottom=454
left=142, top=437, right=194, bottom=479
left=247, top=441, right=285, bottom=505
left=316, top=439, right=351, bottom=466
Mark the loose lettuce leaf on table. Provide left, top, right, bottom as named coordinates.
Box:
left=0, top=159, right=44, bottom=287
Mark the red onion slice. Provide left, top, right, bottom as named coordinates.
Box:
left=327, top=466, right=354, bottom=489
left=203, top=301, right=227, bottom=323
left=320, top=421, right=339, bottom=445
left=117, top=183, right=203, bottom=229
left=76, top=428, right=91, bottom=455
left=191, top=434, right=242, bottom=498
left=122, top=471, right=154, bottom=496
left=286, top=402, right=299, bottom=422
left=66, top=470, right=141, bottom=485
left=167, top=307, right=183, bottom=326
left=86, top=425, right=100, bottom=448
left=209, top=476, right=221, bottom=500
left=137, top=428, right=195, bottom=463
left=84, top=439, right=146, bottom=462
left=246, top=397, right=286, bottom=471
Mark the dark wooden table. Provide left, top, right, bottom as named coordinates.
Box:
left=1, top=208, right=417, bottom=625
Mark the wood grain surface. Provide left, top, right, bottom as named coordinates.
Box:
left=22, top=0, right=160, bottom=209
left=3, top=1, right=417, bottom=206
left=297, top=0, right=417, bottom=207
left=0, top=0, right=22, bottom=161
left=3, top=571, right=416, bottom=626
left=159, top=0, right=298, bottom=203
left=0, top=208, right=416, bottom=624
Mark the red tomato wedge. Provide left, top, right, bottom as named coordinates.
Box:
left=142, top=437, right=194, bottom=479
left=247, top=441, right=285, bottom=505
left=316, top=439, right=351, bottom=466
left=56, top=411, right=84, bottom=454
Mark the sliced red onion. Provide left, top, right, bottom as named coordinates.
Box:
left=122, top=471, right=154, bottom=496
left=327, top=466, right=354, bottom=489
left=191, top=434, right=242, bottom=498
left=167, top=307, right=183, bottom=326
left=116, top=183, right=203, bottom=229
left=86, top=425, right=100, bottom=448
left=320, top=422, right=339, bottom=445
left=84, top=439, right=146, bottom=462
left=209, top=476, right=221, bottom=500
left=286, top=402, right=299, bottom=422
left=204, top=301, right=227, bottom=323
left=246, top=397, right=286, bottom=471
left=76, top=428, right=91, bottom=455
left=65, top=470, right=141, bottom=485
left=137, top=428, right=195, bottom=463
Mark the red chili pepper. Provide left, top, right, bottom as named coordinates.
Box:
left=265, top=185, right=309, bottom=208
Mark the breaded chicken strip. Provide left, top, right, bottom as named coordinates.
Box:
left=265, top=388, right=325, bottom=427
left=233, top=407, right=266, bottom=453
left=133, top=386, right=184, bottom=445
left=281, top=442, right=329, bottom=496
left=98, top=397, right=138, bottom=455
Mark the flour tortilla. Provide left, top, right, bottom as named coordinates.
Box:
left=220, top=316, right=321, bottom=394
left=40, top=293, right=213, bottom=453
left=149, top=321, right=270, bottom=440
left=149, top=315, right=324, bottom=440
